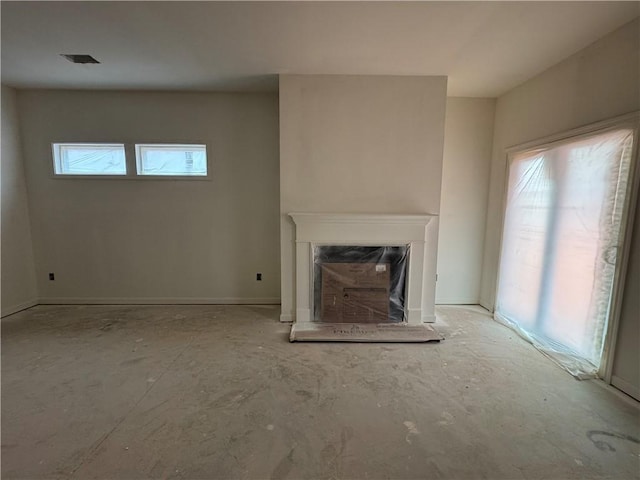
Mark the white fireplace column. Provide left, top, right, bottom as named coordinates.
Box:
left=289, top=213, right=436, bottom=330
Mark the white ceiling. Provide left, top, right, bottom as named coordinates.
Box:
left=1, top=1, right=638, bottom=97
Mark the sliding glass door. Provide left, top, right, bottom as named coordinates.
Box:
left=495, top=126, right=636, bottom=378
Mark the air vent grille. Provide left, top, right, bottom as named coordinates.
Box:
left=61, top=54, right=100, bottom=64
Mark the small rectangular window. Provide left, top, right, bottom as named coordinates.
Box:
left=135, top=144, right=207, bottom=176
left=52, top=143, right=127, bottom=175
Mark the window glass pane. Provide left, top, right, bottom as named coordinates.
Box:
left=136, top=144, right=207, bottom=176
left=53, top=143, right=126, bottom=175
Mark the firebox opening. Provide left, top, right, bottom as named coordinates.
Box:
left=312, top=245, right=409, bottom=323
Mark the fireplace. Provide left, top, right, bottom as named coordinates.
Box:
left=288, top=213, right=441, bottom=342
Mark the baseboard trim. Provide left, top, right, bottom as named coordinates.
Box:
left=421, top=314, right=436, bottom=323
left=38, top=297, right=281, bottom=306
left=1, top=298, right=38, bottom=318
left=611, top=375, right=640, bottom=402
left=280, top=313, right=294, bottom=323
left=479, top=298, right=494, bottom=313
left=435, top=299, right=480, bottom=305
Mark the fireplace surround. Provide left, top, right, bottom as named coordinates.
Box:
left=288, top=213, right=440, bottom=341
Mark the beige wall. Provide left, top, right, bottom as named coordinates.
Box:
left=279, top=74, right=448, bottom=321
left=1, top=85, right=38, bottom=316
left=481, top=18, right=640, bottom=309
left=480, top=19, right=639, bottom=395
left=437, top=97, right=495, bottom=304
left=17, top=90, right=280, bottom=303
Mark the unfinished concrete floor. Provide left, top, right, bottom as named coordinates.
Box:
left=2, top=305, right=639, bottom=480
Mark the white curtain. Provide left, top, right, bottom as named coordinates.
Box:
left=495, top=128, right=635, bottom=378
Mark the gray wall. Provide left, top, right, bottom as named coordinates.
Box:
left=17, top=90, right=280, bottom=304
left=1, top=85, right=38, bottom=315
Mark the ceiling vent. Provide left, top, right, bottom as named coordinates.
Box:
left=61, top=54, right=100, bottom=64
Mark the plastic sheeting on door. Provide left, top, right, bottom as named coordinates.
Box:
left=495, top=128, right=635, bottom=379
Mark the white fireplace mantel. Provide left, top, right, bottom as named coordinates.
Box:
left=288, top=212, right=437, bottom=339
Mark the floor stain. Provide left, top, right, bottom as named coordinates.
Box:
left=587, top=431, right=640, bottom=452
left=120, top=357, right=147, bottom=366
left=295, top=390, right=314, bottom=400
left=270, top=447, right=294, bottom=480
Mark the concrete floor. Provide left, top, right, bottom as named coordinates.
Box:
left=1, top=305, right=639, bottom=480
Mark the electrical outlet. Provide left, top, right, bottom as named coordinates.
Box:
left=49, top=273, right=55, bottom=281
left=256, top=273, right=262, bottom=281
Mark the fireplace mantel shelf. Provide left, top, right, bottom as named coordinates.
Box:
left=290, top=212, right=437, bottom=225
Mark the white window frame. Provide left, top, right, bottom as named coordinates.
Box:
left=51, top=142, right=127, bottom=177
left=134, top=143, right=209, bottom=178
left=50, top=142, right=211, bottom=180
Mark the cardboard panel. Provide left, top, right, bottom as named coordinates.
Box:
left=320, top=263, right=390, bottom=323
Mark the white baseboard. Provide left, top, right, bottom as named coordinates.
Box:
left=611, top=375, right=640, bottom=402
left=1, top=298, right=38, bottom=318
left=479, top=297, right=494, bottom=313
left=421, top=314, right=436, bottom=323
left=38, top=297, right=281, bottom=306
left=435, top=299, right=480, bottom=305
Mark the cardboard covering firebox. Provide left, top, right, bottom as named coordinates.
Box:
left=313, top=245, right=409, bottom=323
left=321, top=263, right=390, bottom=323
